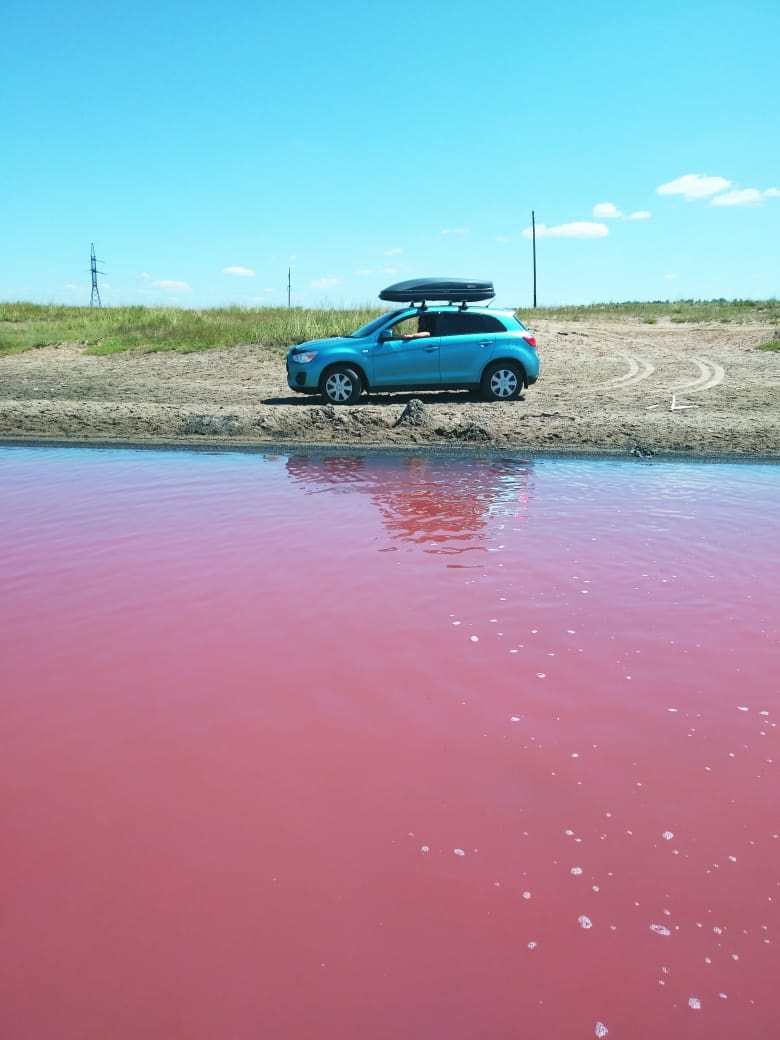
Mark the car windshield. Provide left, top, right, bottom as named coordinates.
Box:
left=349, top=310, right=405, bottom=339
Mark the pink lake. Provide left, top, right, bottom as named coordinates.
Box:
left=1, top=446, right=779, bottom=1040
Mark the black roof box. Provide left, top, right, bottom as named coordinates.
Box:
left=379, top=278, right=495, bottom=304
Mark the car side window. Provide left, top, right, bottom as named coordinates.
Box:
left=389, top=313, right=437, bottom=338
left=438, top=313, right=504, bottom=337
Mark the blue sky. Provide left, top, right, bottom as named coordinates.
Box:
left=2, top=0, right=778, bottom=310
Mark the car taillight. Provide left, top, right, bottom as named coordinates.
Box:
left=523, top=334, right=537, bottom=349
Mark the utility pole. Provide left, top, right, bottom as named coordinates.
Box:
left=531, top=211, right=537, bottom=309
left=287, top=267, right=291, bottom=308
left=90, top=243, right=104, bottom=307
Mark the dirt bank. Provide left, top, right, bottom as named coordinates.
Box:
left=1, top=318, right=778, bottom=457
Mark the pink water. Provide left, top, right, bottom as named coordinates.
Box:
left=2, top=446, right=779, bottom=1040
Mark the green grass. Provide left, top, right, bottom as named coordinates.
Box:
left=1, top=298, right=778, bottom=357
left=0, top=303, right=384, bottom=357
left=520, top=298, right=780, bottom=324
left=756, top=340, right=780, bottom=352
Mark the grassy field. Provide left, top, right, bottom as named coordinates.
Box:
left=1, top=298, right=778, bottom=357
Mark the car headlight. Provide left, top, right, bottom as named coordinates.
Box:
left=291, top=350, right=318, bottom=364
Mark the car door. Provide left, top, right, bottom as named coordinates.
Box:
left=370, top=313, right=441, bottom=388
left=437, top=312, right=504, bottom=384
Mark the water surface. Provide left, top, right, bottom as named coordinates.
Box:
left=2, top=446, right=779, bottom=1040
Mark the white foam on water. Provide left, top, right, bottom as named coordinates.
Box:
left=578, top=915, right=593, bottom=929
left=522, top=891, right=532, bottom=900
left=571, top=867, right=583, bottom=875
left=595, top=1023, right=608, bottom=1038
left=453, top=848, right=465, bottom=856
left=662, top=831, right=674, bottom=840
left=650, top=924, right=671, bottom=936
left=688, top=997, right=701, bottom=1010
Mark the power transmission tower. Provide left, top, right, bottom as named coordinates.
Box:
left=90, top=243, right=104, bottom=307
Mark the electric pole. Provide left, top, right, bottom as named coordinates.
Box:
left=531, top=211, right=537, bottom=309
left=90, top=243, right=104, bottom=307
left=287, top=267, right=291, bottom=308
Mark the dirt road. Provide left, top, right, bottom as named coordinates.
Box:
left=1, top=318, right=778, bottom=457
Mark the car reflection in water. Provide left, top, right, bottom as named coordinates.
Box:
left=285, top=454, right=534, bottom=555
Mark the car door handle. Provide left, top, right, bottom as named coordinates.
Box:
left=423, top=346, right=437, bottom=352
left=480, top=340, right=491, bottom=348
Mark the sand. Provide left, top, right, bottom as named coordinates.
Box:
left=1, top=318, right=778, bottom=457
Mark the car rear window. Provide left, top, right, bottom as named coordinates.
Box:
left=437, top=312, right=506, bottom=336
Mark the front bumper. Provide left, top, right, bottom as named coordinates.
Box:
left=286, top=360, right=320, bottom=393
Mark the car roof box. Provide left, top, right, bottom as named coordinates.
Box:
left=379, top=278, right=495, bottom=304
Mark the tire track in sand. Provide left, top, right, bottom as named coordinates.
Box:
left=668, top=356, right=725, bottom=395
left=602, top=352, right=656, bottom=388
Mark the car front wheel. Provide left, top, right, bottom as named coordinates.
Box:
left=321, top=365, right=362, bottom=405
left=481, top=361, right=523, bottom=401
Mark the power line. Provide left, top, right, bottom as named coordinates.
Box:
left=90, top=243, right=105, bottom=307
left=531, top=211, right=537, bottom=309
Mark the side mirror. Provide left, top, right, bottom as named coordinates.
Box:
left=378, top=328, right=394, bottom=342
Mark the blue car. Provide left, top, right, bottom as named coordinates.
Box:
left=286, top=278, right=539, bottom=405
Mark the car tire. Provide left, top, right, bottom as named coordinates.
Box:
left=321, top=366, right=363, bottom=405
left=481, top=361, right=523, bottom=401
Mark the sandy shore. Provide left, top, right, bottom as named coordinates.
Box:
left=1, top=318, right=778, bottom=457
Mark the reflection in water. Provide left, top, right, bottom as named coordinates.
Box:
left=285, top=454, right=534, bottom=553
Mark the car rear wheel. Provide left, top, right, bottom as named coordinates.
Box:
left=481, top=361, right=522, bottom=401
left=321, top=365, right=362, bottom=405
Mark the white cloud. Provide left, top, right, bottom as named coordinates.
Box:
left=656, top=173, right=731, bottom=199
left=593, top=202, right=651, bottom=221
left=222, top=266, right=256, bottom=277
left=152, top=279, right=192, bottom=291
left=440, top=227, right=470, bottom=235
left=310, top=276, right=342, bottom=289
left=495, top=235, right=512, bottom=243
left=523, top=222, right=608, bottom=239
left=384, top=247, right=403, bottom=256
left=356, top=268, right=374, bottom=276
left=593, top=202, right=623, bottom=218
left=380, top=267, right=399, bottom=275
left=711, top=187, right=779, bottom=206
left=139, top=272, right=151, bottom=280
